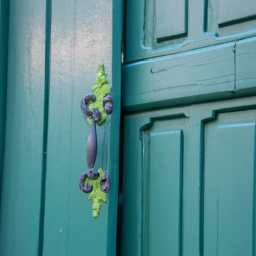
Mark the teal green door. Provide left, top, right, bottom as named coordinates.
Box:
left=0, top=0, right=122, bottom=255
left=121, top=0, right=256, bottom=255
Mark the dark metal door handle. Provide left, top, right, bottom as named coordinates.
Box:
left=78, top=65, right=113, bottom=217
left=79, top=93, right=112, bottom=193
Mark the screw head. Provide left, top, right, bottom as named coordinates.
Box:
left=91, top=108, right=102, bottom=122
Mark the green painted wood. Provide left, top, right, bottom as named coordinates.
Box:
left=122, top=113, right=205, bottom=256
left=125, top=0, right=256, bottom=62
left=0, top=0, right=47, bottom=254
left=155, top=0, right=186, bottom=40
left=207, top=0, right=256, bottom=37
left=122, top=96, right=256, bottom=256
left=0, top=0, right=9, bottom=193
left=148, top=129, right=183, bottom=256
left=122, top=42, right=235, bottom=111
left=218, top=0, right=256, bottom=25
left=42, top=0, right=122, bottom=255
left=204, top=110, right=256, bottom=256
left=236, top=36, right=256, bottom=91
left=121, top=116, right=150, bottom=256
left=125, top=0, right=146, bottom=61
left=123, top=2, right=256, bottom=256
left=123, top=0, right=256, bottom=112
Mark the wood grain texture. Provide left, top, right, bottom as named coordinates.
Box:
left=122, top=42, right=235, bottom=111
left=0, top=0, right=46, bottom=254
left=42, top=0, right=122, bottom=255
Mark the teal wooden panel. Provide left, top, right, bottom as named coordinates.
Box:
left=155, top=0, right=186, bottom=40
left=125, top=0, right=148, bottom=61
left=122, top=42, right=235, bottom=111
left=42, top=0, right=122, bottom=255
left=236, top=36, right=256, bottom=91
left=125, top=0, right=256, bottom=62
left=218, top=0, right=256, bottom=25
left=122, top=117, right=150, bottom=256
left=148, top=129, right=183, bottom=256
left=207, top=0, right=256, bottom=37
left=122, top=96, right=256, bottom=256
left=122, top=114, right=204, bottom=256
left=0, top=0, right=46, bottom=254
left=204, top=110, right=256, bottom=256
left=0, top=0, right=9, bottom=191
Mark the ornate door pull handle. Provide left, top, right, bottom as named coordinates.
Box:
left=79, top=65, right=112, bottom=218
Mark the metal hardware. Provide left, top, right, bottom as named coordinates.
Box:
left=80, top=93, right=96, bottom=116
left=78, top=65, right=113, bottom=217
left=100, top=173, right=111, bottom=193
left=79, top=91, right=112, bottom=195
left=79, top=117, right=99, bottom=193
left=103, top=93, right=113, bottom=115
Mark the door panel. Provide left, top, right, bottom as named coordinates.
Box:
left=218, top=0, right=256, bottom=25
left=122, top=96, right=256, bottom=256
left=125, top=0, right=256, bottom=61
left=155, top=0, right=187, bottom=40
left=207, top=0, right=256, bottom=36
left=124, top=0, right=256, bottom=111
left=144, top=123, right=184, bottom=256
left=0, top=0, right=47, bottom=254
left=123, top=1, right=256, bottom=255
left=0, top=0, right=122, bottom=255
left=204, top=110, right=256, bottom=256
left=42, top=0, right=122, bottom=255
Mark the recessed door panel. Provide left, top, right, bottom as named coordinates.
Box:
left=147, top=129, right=183, bottom=256
left=155, top=0, right=187, bottom=41
left=207, top=0, right=256, bottom=36
left=122, top=115, right=188, bottom=256
left=218, top=0, right=256, bottom=25
left=122, top=97, right=256, bottom=256
left=204, top=110, right=256, bottom=256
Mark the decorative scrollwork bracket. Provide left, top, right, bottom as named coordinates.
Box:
left=79, top=65, right=113, bottom=218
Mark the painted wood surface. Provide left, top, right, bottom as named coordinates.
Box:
left=236, top=36, right=256, bottom=91
left=122, top=1, right=256, bottom=256
left=0, top=0, right=122, bottom=255
left=121, top=96, right=256, bottom=256
left=155, top=0, right=187, bottom=40
left=42, top=0, right=122, bottom=255
left=125, top=0, right=256, bottom=61
left=204, top=110, right=256, bottom=256
left=123, top=32, right=256, bottom=111
left=218, top=0, right=256, bottom=25
left=0, top=0, right=8, bottom=197
left=207, top=0, right=256, bottom=36
left=122, top=42, right=235, bottom=111
left=147, top=129, right=183, bottom=256
left=0, top=0, right=47, bottom=255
